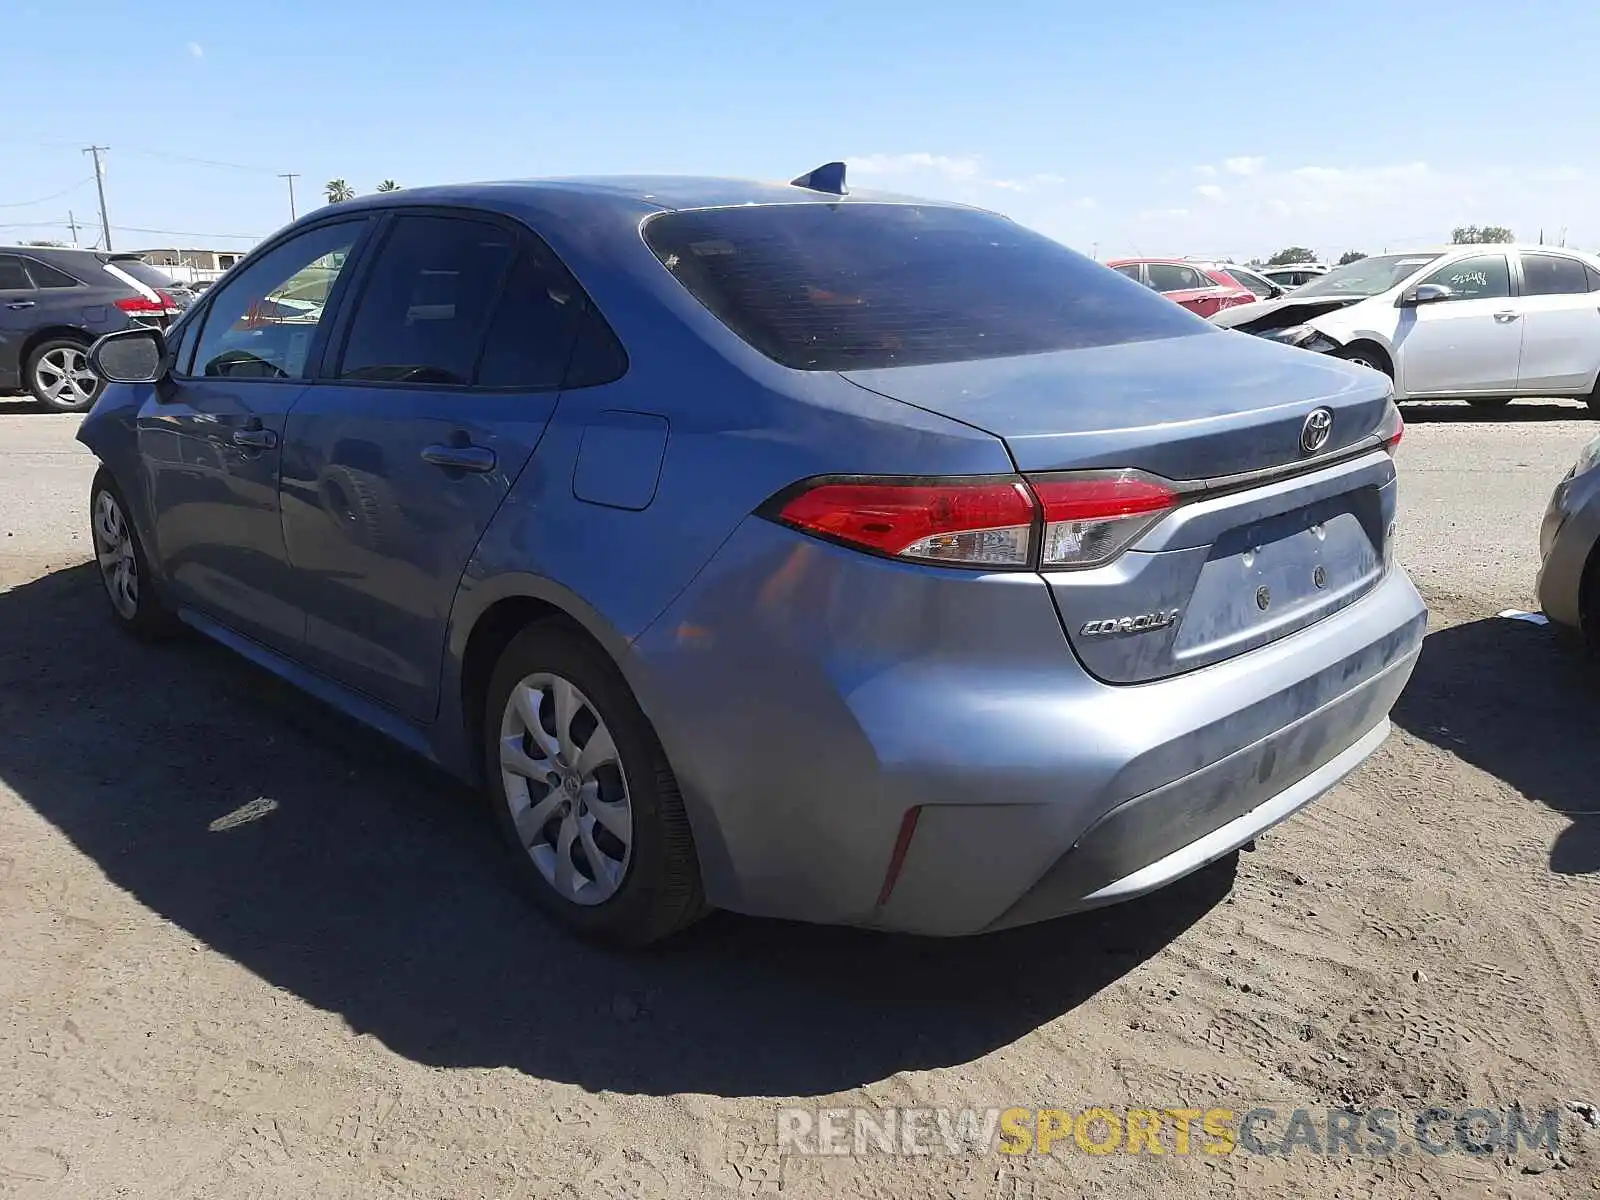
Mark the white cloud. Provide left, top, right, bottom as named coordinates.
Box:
left=848, top=153, right=980, bottom=181
left=1196, top=184, right=1226, bottom=202
left=1032, top=172, right=1066, bottom=186
left=1075, top=196, right=1097, bottom=210
left=990, top=179, right=1029, bottom=192
left=1194, top=164, right=1218, bottom=179
left=186, top=41, right=204, bottom=59
left=1224, top=156, right=1265, bottom=176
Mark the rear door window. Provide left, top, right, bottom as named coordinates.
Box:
left=0, top=256, right=33, bottom=290
left=23, top=259, right=82, bottom=288
left=473, top=239, right=616, bottom=389
left=336, top=214, right=517, bottom=386
left=1520, top=253, right=1589, bottom=296
left=643, top=204, right=1202, bottom=371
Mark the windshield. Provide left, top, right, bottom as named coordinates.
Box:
left=643, top=203, right=1205, bottom=371
left=1291, top=253, right=1442, bottom=299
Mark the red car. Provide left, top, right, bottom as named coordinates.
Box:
left=1107, top=258, right=1256, bottom=318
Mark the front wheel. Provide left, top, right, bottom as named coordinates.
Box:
left=484, top=622, right=707, bottom=945
left=27, top=338, right=103, bottom=412
left=89, top=471, right=176, bottom=639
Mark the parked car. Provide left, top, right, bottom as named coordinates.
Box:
left=0, top=246, right=181, bottom=411
left=1206, top=262, right=1288, bottom=300
left=1106, top=257, right=1255, bottom=317
left=1260, top=263, right=1331, bottom=289
left=79, top=170, right=1425, bottom=945
left=1213, top=246, right=1600, bottom=411
left=1537, top=433, right=1600, bottom=648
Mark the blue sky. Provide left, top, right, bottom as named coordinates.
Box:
left=4, top=0, right=1598, bottom=260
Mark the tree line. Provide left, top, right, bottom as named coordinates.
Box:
left=1254, top=225, right=1517, bottom=269
left=324, top=180, right=401, bottom=203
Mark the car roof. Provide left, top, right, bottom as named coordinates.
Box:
left=322, top=175, right=982, bottom=217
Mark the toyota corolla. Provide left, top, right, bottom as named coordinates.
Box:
left=78, top=166, right=1425, bottom=944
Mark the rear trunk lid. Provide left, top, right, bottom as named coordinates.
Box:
left=842, top=329, right=1398, bottom=684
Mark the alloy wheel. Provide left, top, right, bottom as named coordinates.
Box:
left=92, top=489, right=139, bottom=620
left=499, top=672, right=633, bottom=905
left=35, top=346, right=98, bottom=408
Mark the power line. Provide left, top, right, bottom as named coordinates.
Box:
left=110, top=225, right=264, bottom=241
left=120, top=145, right=282, bottom=175
left=0, top=177, right=95, bottom=208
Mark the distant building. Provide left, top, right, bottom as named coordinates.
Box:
left=136, top=247, right=247, bottom=272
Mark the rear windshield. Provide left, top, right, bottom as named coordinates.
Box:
left=106, top=257, right=180, bottom=291
left=643, top=204, right=1205, bottom=371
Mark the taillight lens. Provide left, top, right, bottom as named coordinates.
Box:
left=1378, top=400, right=1404, bottom=454
left=1029, top=469, right=1179, bottom=569
left=114, top=294, right=171, bottom=316
left=775, top=477, right=1036, bottom=567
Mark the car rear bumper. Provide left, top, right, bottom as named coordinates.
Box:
left=632, top=518, right=1426, bottom=935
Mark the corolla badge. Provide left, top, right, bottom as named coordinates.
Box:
left=1301, top=407, right=1334, bottom=454
left=1081, top=609, right=1181, bottom=636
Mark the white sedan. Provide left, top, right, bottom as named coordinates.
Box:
left=1211, top=246, right=1600, bottom=412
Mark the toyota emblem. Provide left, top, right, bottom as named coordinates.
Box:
left=1300, top=407, right=1333, bottom=454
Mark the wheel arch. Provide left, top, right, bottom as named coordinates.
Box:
left=20, top=325, right=95, bottom=372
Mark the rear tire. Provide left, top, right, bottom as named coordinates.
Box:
left=27, top=337, right=103, bottom=413
left=484, top=621, right=707, bottom=946
left=89, top=469, right=177, bottom=640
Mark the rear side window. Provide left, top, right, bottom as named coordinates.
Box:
left=24, top=258, right=81, bottom=288
left=474, top=240, right=626, bottom=389
left=643, top=204, right=1202, bottom=371
left=108, top=258, right=180, bottom=292
left=1520, top=253, right=1589, bottom=296
left=0, top=256, right=32, bottom=289
left=337, top=215, right=516, bottom=385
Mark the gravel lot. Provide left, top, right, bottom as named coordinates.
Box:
left=2, top=396, right=1598, bottom=1200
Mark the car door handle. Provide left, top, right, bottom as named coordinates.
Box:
left=232, top=427, right=278, bottom=449
left=6, top=300, right=35, bottom=310
left=1493, top=311, right=1521, bottom=322
left=421, top=443, right=497, bottom=473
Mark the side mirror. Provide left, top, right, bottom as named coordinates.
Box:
left=1399, top=283, right=1452, bottom=308
left=88, top=327, right=167, bottom=384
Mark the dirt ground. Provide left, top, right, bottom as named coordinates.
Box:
left=2, top=403, right=1598, bottom=1199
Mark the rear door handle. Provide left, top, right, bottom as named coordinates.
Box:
left=232, top=427, right=278, bottom=449
left=1493, top=310, right=1520, bottom=322
left=6, top=301, right=35, bottom=310
left=421, top=443, right=497, bottom=473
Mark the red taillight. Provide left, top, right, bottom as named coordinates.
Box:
left=1028, top=470, right=1180, bottom=569
left=114, top=295, right=169, bottom=315
left=1378, top=400, right=1404, bottom=454
left=775, top=477, right=1037, bottom=567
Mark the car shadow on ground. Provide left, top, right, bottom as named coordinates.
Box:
left=1399, top=399, right=1595, bottom=424
left=1391, top=614, right=1600, bottom=875
left=0, top=562, right=1235, bottom=1098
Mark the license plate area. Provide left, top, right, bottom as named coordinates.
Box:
left=1172, top=492, right=1382, bottom=663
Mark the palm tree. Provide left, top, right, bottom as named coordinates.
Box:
left=324, top=179, right=355, bottom=203
left=375, top=180, right=401, bottom=192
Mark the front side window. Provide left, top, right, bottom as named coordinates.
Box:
left=190, top=222, right=365, bottom=379
left=1520, top=253, right=1589, bottom=297
left=1225, top=267, right=1274, bottom=297
left=644, top=204, right=1203, bottom=371
left=0, top=256, right=33, bottom=290
left=1418, top=254, right=1510, bottom=302
left=337, top=215, right=517, bottom=385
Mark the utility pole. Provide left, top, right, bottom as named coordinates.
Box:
left=83, top=145, right=112, bottom=251
left=279, top=172, right=300, bottom=220
left=66, top=211, right=81, bottom=248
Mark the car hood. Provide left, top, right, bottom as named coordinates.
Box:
left=1209, top=293, right=1366, bottom=332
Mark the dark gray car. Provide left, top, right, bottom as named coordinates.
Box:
left=0, top=247, right=180, bottom=411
